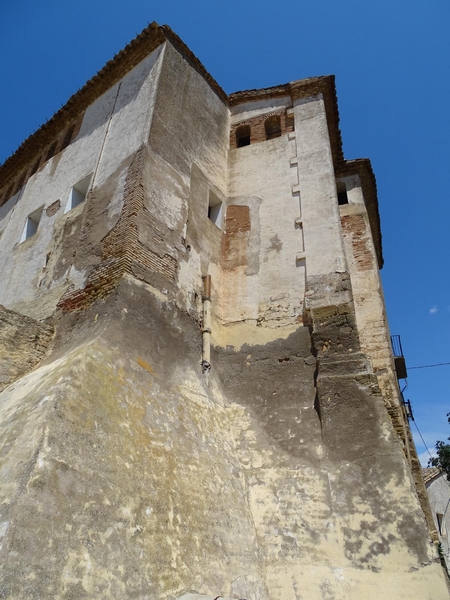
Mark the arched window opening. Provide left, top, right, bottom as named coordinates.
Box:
left=265, top=115, right=281, bottom=140
left=236, top=125, right=251, bottom=148
left=337, top=182, right=349, bottom=205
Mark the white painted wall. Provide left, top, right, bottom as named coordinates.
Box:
left=293, top=95, right=347, bottom=278
left=426, top=473, right=450, bottom=569
left=0, top=45, right=165, bottom=319
left=226, top=133, right=304, bottom=328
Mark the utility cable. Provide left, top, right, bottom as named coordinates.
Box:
left=409, top=362, right=450, bottom=370
left=412, top=418, right=435, bottom=461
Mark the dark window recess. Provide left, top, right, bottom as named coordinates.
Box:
left=236, top=125, right=251, bottom=148
left=265, top=116, right=281, bottom=140
left=208, top=191, right=223, bottom=227
left=337, top=182, right=349, bottom=205
left=437, top=513, right=446, bottom=536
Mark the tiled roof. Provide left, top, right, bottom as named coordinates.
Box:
left=422, top=467, right=442, bottom=485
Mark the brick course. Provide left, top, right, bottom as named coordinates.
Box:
left=229, top=109, right=294, bottom=149
left=58, top=147, right=177, bottom=313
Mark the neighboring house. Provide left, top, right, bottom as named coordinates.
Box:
left=423, top=467, right=450, bottom=569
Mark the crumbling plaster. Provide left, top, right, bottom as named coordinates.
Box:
left=0, top=24, right=449, bottom=600
left=0, top=45, right=164, bottom=320
left=1, top=278, right=448, bottom=598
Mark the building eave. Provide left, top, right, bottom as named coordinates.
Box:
left=0, top=23, right=227, bottom=206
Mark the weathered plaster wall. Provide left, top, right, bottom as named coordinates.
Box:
left=1, top=277, right=449, bottom=599
left=293, top=95, right=346, bottom=280
left=0, top=304, right=53, bottom=392
left=0, top=278, right=265, bottom=600
left=226, top=108, right=304, bottom=338
left=0, top=27, right=448, bottom=599
left=0, top=45, right=164, bottom=320
left=338, top=178, right=437, bottom=537
left=339, top=176, right=398, bottom=400
left=141, top=41, right=230, bottom=319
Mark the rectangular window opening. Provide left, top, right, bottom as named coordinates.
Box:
left=20, top=207, right=44, bottom=242
left=337, top=182, right=349, bottom=205
left=208, top=191, right=223, bottom=228
left=65, top=173, right=93, bottom=213
left=437, top=513, right=447, bottom=537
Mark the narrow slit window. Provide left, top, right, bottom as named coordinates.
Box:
left=337, top=182, right=349, bottom=205
left=265, top=116, right=281, bottom=140
left=437, top=513, right=447, bottom=537
left=208, top=191, right=223, bottom=228
left=236, top=125, right=251, bottom=148
left=20, top=207, right=44, bottom=242
left=65, top=174, right=92, bottom=213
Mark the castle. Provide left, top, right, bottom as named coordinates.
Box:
left=0, top=22, right=448, bottom=599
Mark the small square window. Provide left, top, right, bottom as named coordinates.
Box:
left=20, top=207, right=44, bottom=242
left=65, top=174, right=92, bottom=213
left=337, top=182, right=349, bottom=205
left=208, top=191, right=223, bottom=228
left=236, top=125, right=251, bottom=148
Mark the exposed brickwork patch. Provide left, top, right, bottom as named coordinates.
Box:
left=222, top=205, right=250, bottom=270
left=58, top=147, right=178, bottom=313
left=341, top=214, right=375, bottom=272
left=46, top=200, right=61, bottom=217
left=230, top=109, right=294, bottom=149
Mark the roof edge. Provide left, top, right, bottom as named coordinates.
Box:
left=0, top=23, right=227, bottom=200
left=230, top=76, right=345, bottom=167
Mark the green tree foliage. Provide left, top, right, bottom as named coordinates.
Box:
left=429, top=412, right=450, bottom=478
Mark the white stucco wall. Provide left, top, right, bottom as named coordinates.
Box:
left=226, top=132, right=304, bottom=328
left=0, top=45, right=165, bottom=319
left=426, top=473, right=450, bottom=569
left=293, top=95, right=347, bottom=278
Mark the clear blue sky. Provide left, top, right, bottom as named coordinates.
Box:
left=1, top=0, right=449, bottom=463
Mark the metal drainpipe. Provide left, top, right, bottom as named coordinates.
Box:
left=201, top=275, right=212, bottom=373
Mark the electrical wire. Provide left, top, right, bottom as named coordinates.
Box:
left=412, top=418, right=435, bottom=461
left=409, top=362, right=450, bottom=370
